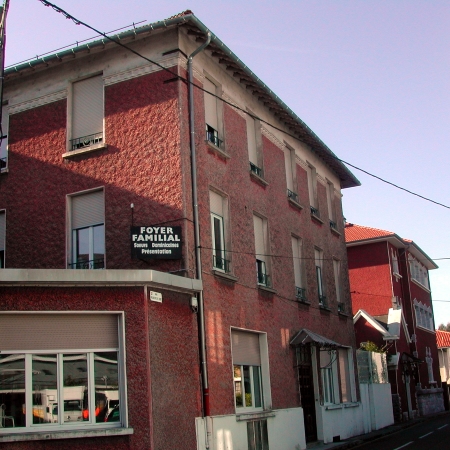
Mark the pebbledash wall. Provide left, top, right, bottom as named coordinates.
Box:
left=0, top=14, right=363, bottom=450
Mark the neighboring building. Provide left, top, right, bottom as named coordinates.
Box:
left=346, top=223, right=443, bottom=421
left=436, top=329, right=450, bottom=409
left=0, top=11, right=362, bottom=449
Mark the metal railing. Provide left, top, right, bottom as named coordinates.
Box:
left=318, top=295, right=327, bottom=308
left=250, top=162, right=263, bottom=178
left=205, top=126, right=223, bottom=148
left=287, top=189, right=299, bottom=203
left=0, top=157, right=6, bottom=170
left=213, top=255, right=230, bottom=273
left=257, top=271, right=270, bottom=287
left=70, top=132, right=103, bottom=151
left=337, top=302, right=345, bottom=313
left=310, top=206, right=320, bottom=217
left=329, top=220, right=338, bottom=231
left=295, top=287, right=307, bottom=302
left=69, top=258, right=105, bottom=269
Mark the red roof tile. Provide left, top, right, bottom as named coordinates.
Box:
left=436, top=330, right=450, bottom=348
left=345, top=223, right=395, bottom=243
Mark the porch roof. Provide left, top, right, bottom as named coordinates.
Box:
left=290, top=328, right=340, bottom=348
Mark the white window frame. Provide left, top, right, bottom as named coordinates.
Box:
left=254, top=214, right=271, bottom=287
left=319, top=349, right=338, bottom=405
left=210, top=190, right=230, bottom=273
left=0, top=104, right=8, bottom=172
left=326, top=180, right=335, bottom=223
left=333, top=258, right=342, bottom=307
left=315, top=248, right=326, bottom=306
left=0, top=312, right=127, bottom=435
left=414, top=299, right=434, bottom=332
left=284, top=144, right=299, bottom=202
left=306, top=163, right=318, bottom=212
left=292, top=236, right=306, bottom=300
left=409, top=255, right=429, bottom=289
left=204, top=75, right=224, bottom=149
left=247, top=110, right=263, bottom=177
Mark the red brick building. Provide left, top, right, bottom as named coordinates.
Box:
left=0, top=11, right=362, bottom=449
left=346, top=223, right=443, bottom=421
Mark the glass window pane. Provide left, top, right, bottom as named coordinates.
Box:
left=243, top=365, right=252, bottom=407
left=63, top=354, right=87, bottom=424
left=0, top=354, right=25, bottom=428
left=32, top=354, right=58, bottom=425
left=234, top=365, right=243, bottom=407
left=253, top=366, right=262, bottom=408
left=94, top=352, right=119, bottom=423
left=93, top=225, right=105, bottom=268
left=75, top=228, right=90, bottom=265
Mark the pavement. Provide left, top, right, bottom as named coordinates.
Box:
left=305, top=410, right=450, bottom=450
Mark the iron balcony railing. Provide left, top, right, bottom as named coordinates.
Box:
left=206, top=125, right=223, bottom=148
left=318, top=295, right=327, bottom=308
left=337, top=302, right=345, bottom=313
left=250, top=162, right=263, bottom=178
left=257, top=271, right=270, bottom=287
left=213, top=255, right=231, bottom=273
left=329, top=220, right=338, bottom=231
left=69, top=258, right=105, bottom=269
left=295, top=287, right=307, bottom=302
left=310, top=206, right=320, bottom=217
left=0, top=156, right=6, bottom=170
left=70, top=132, right=103, bottom=151
left=287, top=189, right=299, bottom=203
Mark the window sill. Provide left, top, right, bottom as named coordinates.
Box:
left=411, top=278, right=431, bottom=293
left=63, top=143, right=108, bottom=159
left=416, top=325, right=435, bottom=334
left=338, top=311, right=349, bottom=318
left=258, top=284, right=277, bottom=294
left=319, top=305, right=331, bottom=312
left=325, top=402, right=359, bottom=411
left=0, top=427, right=134, bottom=443
left=0, top=167, right=8, bottom=174
left=250, top=170, right=269, bottom=187
left=236, top=410, right=275, bottom=421
left=330, top=227, right=341, bottom=237
left=205, top=140, right=230, bottom=159
left=296, top=298, right=310, bottom=306
left=393, top=272, right=402, bottom=279
left=213, top=269, right=238, bottom=283
left=288, top=197, right=303, bottom=210
left=310, top=213, right=324, bottom=225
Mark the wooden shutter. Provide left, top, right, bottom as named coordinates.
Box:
left=0, top=314, right=118, bottom=351
left=292, top=237, right=301, bottom=287
left=72, top=190, right=104, bottom=229
left=253, top=215, right=266, bottom=263
left=232, top=330, right=261, bottom=366
left=0, top=211, right=5, bottom=251
left=72, top=75, right=103, bottom=140
left=209, top=191, right=223, bottom=216
left=246, top=115, right=258, bottom=165
left=204, top=78, right=218, bottom=131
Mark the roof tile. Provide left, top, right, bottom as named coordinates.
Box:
left=345, top=223, right=395, bottom=243
left=436, top=330, right=450, bottom=348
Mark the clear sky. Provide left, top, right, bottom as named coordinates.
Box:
left=4, top=1, right=450, bottom=325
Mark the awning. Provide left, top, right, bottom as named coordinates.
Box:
left=290, top=328, right=340, bottom=348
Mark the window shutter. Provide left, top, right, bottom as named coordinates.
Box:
left=0, top=106, right=8, bottom=160
left=315, top=248, right=321, bottom=267
left=0, top=314, right=118, bottom=351
left=209, top=191, right=223, bottom=216
left=292, top=237, right=301, bottom=287
left=253, top=215, right=266, bottom=263
left=204, top=78, right=218, bottom=131
left=284, top=149, right=293, bottom=191
left=72, top=75, right=103, bottom=140
left=0, top=211, right=5, bottom=251
left=232, top=330, right=261, bottom=366
left=72, top=190, right=104, bottom=229
left=247, top=116, right=257, bottom=165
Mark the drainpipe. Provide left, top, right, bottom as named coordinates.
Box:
left=188, top=32, right=212, bottom=424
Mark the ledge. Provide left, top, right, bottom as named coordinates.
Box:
left=62, top=143, right=108, bottom=158
left=205, top=140, right=230, bottom=159
left=258, top=284, right=277, bottom=294
left=319, top=305, right=331, bottom=312
left=250, top=171, right=269, bottom=186
left=0, top=268, right=203, bottom=294
left=338, top=311, right=350, bottom=318
left=236, top=410, right=276, bottom=421
left=0, top=427, right=134, bottom=443
left=213, top=270, right=238, bottom=283
left=296, top=299, right=311, bottom=306
left=330, top=227, right=341, bottom=237
left=310, top=213, right=324, bottom=225
left=393, top=272, right=402, bottom=279
left=411, top=278, right=431, bottom=293
left=0, top=167, right=8, bottom=174
left=288, top=197, right=303, bottom=210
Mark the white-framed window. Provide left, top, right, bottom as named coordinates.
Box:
left=210, top=190, right=230, bottom=273
left=315, top=248, right=326, bottom=306
left=320, top=349, right=337, bottom=404
left=0, top=313, right=127, bottom=434
left=292, top=236, right=306, bottom=301
left=284, top=145, right=299, bottom=203
left=414, top=300, right=434, bottom=331
left=247, top=112, right=263, bottom=177
left=0, top=210, right=5, bottom=268
left=326, top=180, right=336, bottom=229
left=409, top=255, right=429, bottom=289
left=333, top=258, right=342, bottom=310
left=306, top=163, right=319, bottom=216
left=68, top=189, right=105, bottom=269
left=247, top=419, right=269, bottom=450
left=0, top=105, right=8, bottom=171
left=231, top=329, right=271, bottom=412
left=204, top=76, right=223, bottom=149
left=70, top=75, right=104, bottom=151
left=338, top=348, right=352, bottom=403
left=391, top=248, right=400, bottom=275
left=254, top=214, right=271, bottom=287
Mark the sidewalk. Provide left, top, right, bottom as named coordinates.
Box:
left=306, top=411, right=450, bottom=450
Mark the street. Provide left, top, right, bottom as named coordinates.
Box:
left=353, top=413, right=450, bottom=450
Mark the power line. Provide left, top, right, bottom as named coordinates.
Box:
left=37, top=1, right=450, bottom=211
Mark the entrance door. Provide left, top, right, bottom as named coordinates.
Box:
left=295, top=345, right=317, bottom=442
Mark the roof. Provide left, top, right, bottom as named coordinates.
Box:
left=436, top=330, right=450, bottom=348
left=290, top=328, right=340, bottom=348
left=4, top=11, right=360, bottom=190
left=345, top=223, right=438, bottom=270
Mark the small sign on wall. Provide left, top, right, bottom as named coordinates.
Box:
left=149, top=291, right=162, bottom=303
left=131, top=226, right=182, bottom=260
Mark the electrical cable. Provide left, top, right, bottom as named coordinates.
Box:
left=35, top=1, right=450, bottom=211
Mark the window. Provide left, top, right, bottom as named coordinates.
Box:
left=69, top=189, right=105, bottom=269
left=292, top=236, right=306, bottom=301
left=306, top=163, right=319, bottom=217
left=414, top=300, right=434, bottom=331
left=0, top=210, right=4, bottom=268
left=409, top=256, right=429, bottom=289
left=70, top=75, right=104, bottom=151
left=210, top=190, right=230, bottom=273
left=320, top=349, right=336, bottom=404
left=326, top=181, right=336, bottom=230
left=254, top=215, right=270, bottom=287
left=247, top=112, right=263, bottom=177
left=338, top=349, right=352, bottom=403
left=247, top=419, right=269, bottom=450
left=231, top=330, right=270, bottom=411
left=0, top=313, right=126, bottom=434
left=204, top=77, right=223, bottom=148
left=0, top=105, right=8, bottom=171
left=391, top=248, right=400, bottom=275
left=284, top=146, right=299, bottom=203
left=333, top=259, right=342, bottom=309
left=315, top=248, right=326, bottom=306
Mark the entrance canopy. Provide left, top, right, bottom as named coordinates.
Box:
left=290, top=328, right=340, bottom=348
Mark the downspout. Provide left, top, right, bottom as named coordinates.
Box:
left=188, top=33, right=212, bottom=422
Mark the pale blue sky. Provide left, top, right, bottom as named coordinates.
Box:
left=5, top=1, right=450, bottom=324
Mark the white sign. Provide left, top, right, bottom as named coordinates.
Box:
left=149, top=291, right=162, bottom=303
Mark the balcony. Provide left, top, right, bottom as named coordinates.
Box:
left=69, top=258, right=105, bottom=270
left=329, top=220, right=338, bottom=231
left=295, top=287, right=307, bottom=302
left=256, top=259, right=270, bottom=287
left=250, top=162, right=263, bottom=178
left=70, top=132, right=103, bottom=151
left=337, top=302, right=345, bottom=313
left=206, top=125, right=223, bottom=148
left=310, top=206, right=320, bottom=218
left=318, top=295, right=327, bottom=308
left=287, top=189, right=299, bottom=203
left=213, top=255, right=231, bottom=273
